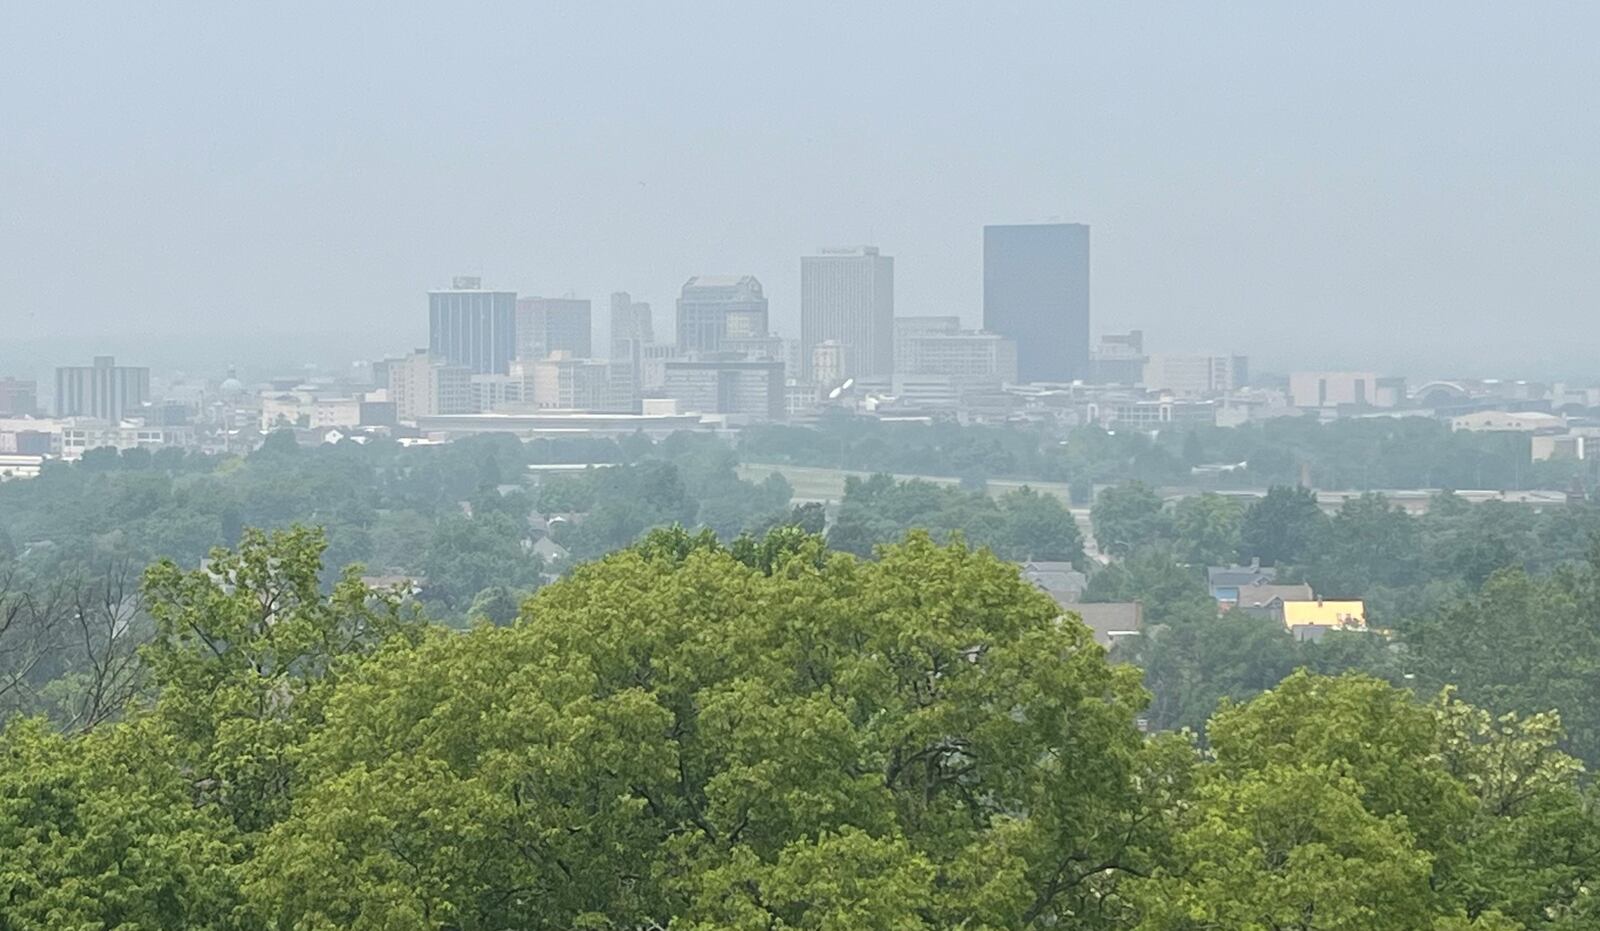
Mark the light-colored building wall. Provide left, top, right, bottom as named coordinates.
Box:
left=1289, top=371, right=1385, bottom=408
left=1143, top=354, right=1244, bottom=396
left=1451, top=410, right=1566, bottom=433
left=389, top=350, right=474, bottom=421
left=895, top=331, right=1018, bottom=382
left=801, top=247, right=894, bottom=379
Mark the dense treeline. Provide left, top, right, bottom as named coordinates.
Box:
left=1, top=527, right=1595, bottom=929
left=1084, top=481, right=1600, bottom=758
left=0, top=430, right=795, bottom=613
left=8, top=425, right=1600, bottom=763
left=741, top=412, right=1593, bottom=492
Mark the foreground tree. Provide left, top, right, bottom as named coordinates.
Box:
left=1131, top=672, right=1600, bottom=930
left=1091, top=482, right=1171, bottom=556
left=247, top=530, right=1159, bottom=929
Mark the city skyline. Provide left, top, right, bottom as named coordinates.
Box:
left=3, top=4, right=1596, bottom=381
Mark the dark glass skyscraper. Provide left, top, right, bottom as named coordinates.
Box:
left=982, top=223, right=1090, bottom=382
left=428, top=276, right=517, bottom=374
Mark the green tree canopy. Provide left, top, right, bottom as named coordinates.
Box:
left=1091, top=482, right=1171, bottom=556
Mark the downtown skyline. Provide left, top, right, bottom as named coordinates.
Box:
left=3, top=4, right=1597, bottom=381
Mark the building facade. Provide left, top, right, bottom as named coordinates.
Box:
left=0, top=378, right=37, bottom=417
left=800, top=246, right=894, bottom=380
left=608, top=291, right=654, bottom=360
left=1288, top=371, right=1391, bottom=409
left=983, top=223, right=1090, bottom=382
left=661, top=359, right=785, bottom=421
left=810, top=340, right=851, bottom=389
left=428, top=277, right=517, bottom=375
left=517, top=296, right=592, bottom=361
left=54, top=356, right=151, bottom=421
left=1143, top=354, right=1248, bottom=396
left=676, top=276, right=768, bottom=354
left=895, top=330, right=1018, bottom=383
left=1089, top=331, right=1147, bottom=385
left=388, top=350, right=475, bottom=421
left=526, top=352, right=615, bottom=410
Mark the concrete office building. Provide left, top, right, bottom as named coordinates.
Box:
left=0, top=378, right=38, bottom=417
left=811, top=340, right=851, bottom=389
left=676, top=276, right=768, bottom=353
left=54, top=356, right=151, bottom=421
left=525, top=352, right=615, bottom=411
left=516, top=297, right=592, bottom=361
left=893, top=316, right=963, bottom=340
left=388, top=350, right=474, bottom=421
left=661, top=359, right=785, bottom=421
left=428, top=277, right=517, bottom=375
left=983, top=223, right=1090, bottom=382
left=896, top=330, right=1018, bottom=383
left=609, top=292, right=654, bottom=360
left=1143, top=354, right=1248, bottom=397
left=1089, top=331, right=1147, bottom=385
left=800, top=246, right=894, bottom=379
left=1288, top=371, right=1400, bottom=409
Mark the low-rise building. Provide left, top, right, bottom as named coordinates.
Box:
left=1069, top=603, right=1143, bottom=650
left=1089, top=396, right=1217, bottom=429
left=260, top=392, right=364, bottom=432
left=1289, top=371, right=1402, bottom=409
left=1451, top=410, right=1566, bottom=433
left=1020, top=561, right=1089, bottom=604
left=60, top=419, right=195, bottom=460
left=1281, top=599, right=1367, bottom=642
left=1207, top=561, right=1277, bottom=607
left=1532, top=433, right=1587, bottom=462
left=1231, top=582, right=1318, bottom=620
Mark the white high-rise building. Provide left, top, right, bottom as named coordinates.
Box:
left=801, top=246, right=894, bottom=380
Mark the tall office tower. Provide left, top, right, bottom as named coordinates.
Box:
left=54, top=356, right=151, bottom=420
left=516, top=297, right=592, bottom=360
left=608, top=291, right=655, bottom=359
left=800, top=246, right=894, bottom=380
left=676, top=276, right=768, bottom=353
left=982, top=223, right=1090, bottom=382
left=428, top=276, right=517, bottom=374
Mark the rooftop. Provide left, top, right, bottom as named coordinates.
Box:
left=1281, top=600, right=1367, bottom=630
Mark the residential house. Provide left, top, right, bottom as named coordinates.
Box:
left=1019, top=561, right=1088, bottom=605
left=1232, top=581, right=1317, bottom=621
left=1069, top=603, right=1144, bottom=650
left=1207, top=560, right=1276, bottom=607
left=1281, top=599, right=1367, bottom=642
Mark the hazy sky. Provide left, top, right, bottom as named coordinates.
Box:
left=2, top=2, right=1596, bottom=380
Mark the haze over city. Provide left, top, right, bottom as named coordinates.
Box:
left=3, top=2, right=1596, bottom=379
